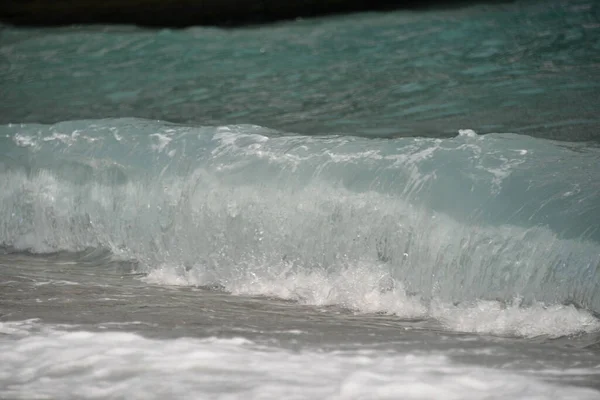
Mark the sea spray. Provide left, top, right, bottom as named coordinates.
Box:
left=1, top=120, right=599, bottom=325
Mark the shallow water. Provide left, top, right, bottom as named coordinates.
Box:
left=1, top=0, right=600, bottom=398
left=2, top=252, right=600, bottom=399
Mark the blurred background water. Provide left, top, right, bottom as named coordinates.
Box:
left=1, top=0, right=599, bottom=140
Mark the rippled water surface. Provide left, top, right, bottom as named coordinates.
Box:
left=1, top=0, right=599, bottom=139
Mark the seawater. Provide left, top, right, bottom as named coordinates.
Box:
left=1, top=0, right=600, bottom=398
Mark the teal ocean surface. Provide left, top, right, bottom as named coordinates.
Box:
left=1, top=0, right=600, bottom=399
left=2, top=0, right=599, bottom=140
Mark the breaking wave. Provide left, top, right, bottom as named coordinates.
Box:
left=1, top=119, right=599, bottom=337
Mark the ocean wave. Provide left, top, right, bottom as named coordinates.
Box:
left=1, top=119, right=599, bottom=320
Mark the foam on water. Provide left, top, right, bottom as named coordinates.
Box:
left=1, top=320, right=599, bottom=400
left=145, top=266, right=600, bottom=339
left=430, top=299, right=600, bottom=338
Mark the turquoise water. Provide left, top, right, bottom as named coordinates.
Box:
left=1, top=1, right=600, bottom=398
left=1, top=0, right=599, bottom=140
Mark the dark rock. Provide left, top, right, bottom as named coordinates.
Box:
left=0, top=0, right=510, bottom=28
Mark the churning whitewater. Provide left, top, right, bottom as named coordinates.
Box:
left=1, top=119, right=599, bottom=339
left=2, top=319, right=600, bottom=400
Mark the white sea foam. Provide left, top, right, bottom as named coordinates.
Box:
left=0, top=320, right=598, bottom=400
left=145, top=264, right=600, bottom=339
left=431, top=298, right=600, bottom=338
left=12, top=133, right=38, bottom=148
left=458, top=129, right=478, bottom=137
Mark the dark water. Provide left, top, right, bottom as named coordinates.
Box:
left=1, top=0, right=600, bottom=398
